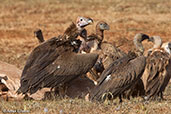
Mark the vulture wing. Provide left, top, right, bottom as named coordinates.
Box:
left=143, top=50, right=171, bottom=98
left=21, top=37, right=61, bottom=76
left=18, top=37, right=98, bottom=94
left=90, top=55, right=146, bottom=101
left=100, top=42, right=127, bottom=69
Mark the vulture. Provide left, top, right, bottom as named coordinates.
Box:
left=83, top=21, right=110, bottom=83
left=82, top=21, right=126, bottom=84
left=142, top=36, right=171, bottom=100
left=89, top=33, right=149, bottom=102
left=17, top=16, right=98, bottom=95
left=86, top=21, right=110, bottom=53
left=33, top=29, right=95, bottom=99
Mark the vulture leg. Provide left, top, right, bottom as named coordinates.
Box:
left=58, top=85, right=68, bottom=98
left=127, top=95, right=130, bottom=100
left=23, top=94, right=33, bottom=100
left=119, top=94, right=122, bottom=103
left=159, top=92, right=165, bottom=100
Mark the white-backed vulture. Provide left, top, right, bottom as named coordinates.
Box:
left=17, top=16, right=98, bottom=95
left=142, top=36, right=171, bottom=100
left=89, top=33, right=149, bottom=102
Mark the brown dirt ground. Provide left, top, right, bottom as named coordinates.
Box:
left=0, top=0, right=171, bottom=114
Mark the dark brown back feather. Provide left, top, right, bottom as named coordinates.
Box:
left=90, top=54, right=146, bottom=101
left=18, top=36, right=98, bottom=94
left=144, top=50, right=171, bottom=98
left=61, top=23, right=80, bottom=40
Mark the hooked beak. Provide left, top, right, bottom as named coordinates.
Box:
left=87, top=18, right=93, bottom=25
left=79, top=17, right=93, bottom=28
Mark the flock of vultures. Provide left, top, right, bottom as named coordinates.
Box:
left=0, top=16, right=171, bottom=103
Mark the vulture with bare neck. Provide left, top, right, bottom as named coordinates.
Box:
left=17, top=17, right=98, bottom=95
left=89, top=33, right=149, bottom=102
left=142, top=36, right=171, bottom=100
left=81, top=21, right=126, bottom=84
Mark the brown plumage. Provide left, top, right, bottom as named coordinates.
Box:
left=89, top=33, right=149, bottom=102
left=100, top=41, right=127, bottom=69
left=33, top=29, right=95, bottom=99
left=142, top=36, right=171, bottom=100
left=121, top=33, right=152, bottom=99
left=86, top=21, right=110, bottom=53
left=17, top=16, right=98, bottom=95
left=82, top=21, right=127, bottom=84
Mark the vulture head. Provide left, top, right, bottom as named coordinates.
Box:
left=97, top=21, right=110, bottom=31
left=86, top=21, right=110, bottom=42
left=76, top=16, right=93, bottom=30
left=62, top=16, right=93, bottom=41
left=147, top=36, right=163, bottom=55
left=133, top=33, right=149, bottom=55
left=148, top=36, right=162, bottom=48
left=162, top=42, right=171, bottom=54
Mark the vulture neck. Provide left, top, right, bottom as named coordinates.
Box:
left=62, top=23, right=82, bottom=40
left=133, top=35, right=147, bottom=56
left=90, top=40, right=99, bottom=53
left=96, top=27, right=104, bottom=43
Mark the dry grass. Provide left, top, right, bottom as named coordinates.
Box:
left=0, top=0, right=171, bottom=113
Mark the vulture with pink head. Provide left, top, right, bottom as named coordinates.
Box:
left=17, top=17, right=98, bottom=95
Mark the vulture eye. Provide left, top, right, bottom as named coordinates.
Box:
left=80, top=18, right=83, bottom=21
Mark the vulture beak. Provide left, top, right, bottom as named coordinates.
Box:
left=87, top=18, right=93, bottom=25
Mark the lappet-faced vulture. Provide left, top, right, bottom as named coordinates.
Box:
left=89, top=33, right=149, bottom=102
left=17, top=16, right=98, bottom=95
left=33, top=29, right=95, bottom=99
left=142, top=36, right=171, bottom=100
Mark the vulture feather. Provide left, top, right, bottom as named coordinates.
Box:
left=33, top=29, right=95, bottom=99
left=17, top=16, right=98, bottom=95
left=142, top=36, right=171, bottom=100
left=89, top=33, right=149, bottom=102
left=81, top=21, right=127, bottom=84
